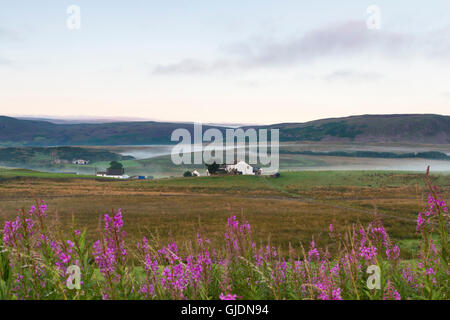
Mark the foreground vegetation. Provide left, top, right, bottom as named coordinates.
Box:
left=0, top=169, right=448, bottom=256
left=0, top=170, right=448, bottom=300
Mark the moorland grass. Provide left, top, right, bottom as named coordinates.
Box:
left=0, top=170, right=447, bottom=257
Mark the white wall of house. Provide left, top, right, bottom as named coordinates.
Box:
left=96, top=173, right=128, bottom=179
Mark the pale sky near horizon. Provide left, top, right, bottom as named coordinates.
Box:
left=0, top=1, right=449, bottom=124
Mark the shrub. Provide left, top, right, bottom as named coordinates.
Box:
left=183, top=171, right=192, bottom=177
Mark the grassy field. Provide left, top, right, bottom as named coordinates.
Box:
left=0, top=169, right=448, bottom=257
left=0, top=168, right=93, bottom=179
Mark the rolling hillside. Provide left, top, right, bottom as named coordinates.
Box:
left=0, top=114, right=448, bottom=146
left=261, top=114, right=450, bottom=144
left=0, top=146, right=134, bottom=167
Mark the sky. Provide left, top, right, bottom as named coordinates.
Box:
left=0, top=0, right=449, bottom=124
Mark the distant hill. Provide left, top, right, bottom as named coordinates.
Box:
left=256, top=114, right=450, bottom=144
left=0, top=146, right=134, bottom=167
left=0, top=114, right=449, bottom=146
left=282, top=150, right=450, bottom=160
left=0, top=116, right=212, bottom=146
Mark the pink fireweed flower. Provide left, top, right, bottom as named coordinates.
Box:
left=168, top=242, right=178, bottom=254
left=331, top=263, right=340, bottom=276
left=416, top=212, right=426, bottom=231
left=185, top=249, right=213, bottom=288
left=144, top=254, right=159, bottom=273
left=271, top=260, right=288, bottom=285
left=360, top=245, right=377, bottom=261
left=254, top=253, right=264, bottom=267
left=159, top=242, right=180, bottom=265
left=308, top=241, right=320, bottom=261
left=59, top=252, right=71, bottom=264
left=316, top=282, right=343, bottom=300
left=28, top=205, right=36, bottom=216
left=103, top=210, right=127, bottom=258
left=93, top=240, right=116, bottom=275
left=430, top=240, right=438, bottom=255
left=401, top=266, right=418, bottom=290
left=386, top=245, right=400, bottom=260
left=29, top=201, right=48, bottom=218
left=383, top=281, right=401, bottom=300
left=36, top=233, right=49, bottom=248
left=427, top=193, right=448, bottom=214
left=38, top=202, right=48, bottom=217
left=371, top=225, right=387, bottom=242
left=104, top=209, right=124, bottom=232
left=224, top=215, right=253, bottom=257
left=92, top=209, right=127, bottom=281
left=220, top=293, right=237, bottom=300
left=240, top=221, right=251, bottom=234
left=161, top=264, right=188, bottom=295
left=417, top=193, right=448, bottom=232
left=49, top=238, right=77, bottom=273
left=196, top=233, right=210, bottom=246
left=138, top=283, right=155, bottom=298
left=2, top=216, right=21, bottom=246
left=227, top=216, right=239, bottom=230
left=329, top=288, right=343, bottom=300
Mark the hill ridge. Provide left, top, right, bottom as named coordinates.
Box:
left=0, top=114, right=449, bottom=146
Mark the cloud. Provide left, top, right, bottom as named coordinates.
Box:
left=0, top=56, right=13, bottom=67
left=153, top=59, right=210, bottom=75
left=152, top=20, right=450, bottom=76
left=0, top=27, right=21, bottom=41
left=324, top=69, right=383, bottom=82
left=152, top=59, right=238, bottom=75
left=422, top=24, right=450, bottom=61
left=231, top=20, right=411, bottom=67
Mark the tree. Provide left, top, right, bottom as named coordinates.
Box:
left=206, top=161, right=220, bottom=175
left=109, top=161, right=123, bottom=170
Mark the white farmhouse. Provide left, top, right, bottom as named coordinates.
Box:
left=73, top=159, right=90, bottom=165
left=226, top=161, right=257, bottom=175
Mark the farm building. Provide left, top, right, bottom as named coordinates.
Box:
left=96, top=168, right=129, bottom=179
left=226, top=161, right=261, bottom=176
left=206, top=161, right=261, bottom=176
left=73, top=159, right=90, bottom=165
